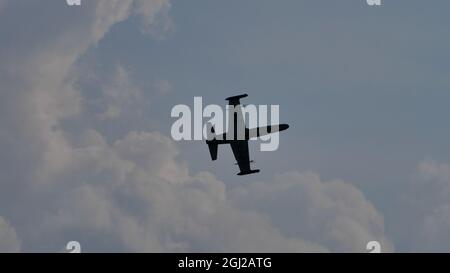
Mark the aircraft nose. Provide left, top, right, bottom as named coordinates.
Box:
left=280, top=124, right=289, bottom=131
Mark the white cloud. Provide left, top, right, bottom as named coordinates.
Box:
left=230, top=172, right=393, bottom=252
left=153, top=79, right=173, bottom=95
left=0, top=0, right=170, bottom=251
left=0, top=217, right=20, bottom=252
left=135, top=0, right=174, bottom=38
left=399, top=159, right=450, bottom=251
left=0, top=0, right=392, bottom=252
left=0, top=0, right=172, bottom=184
left=97, top=65, right=145, bottom=120
left=3, top=127, right=389, bottom=252
left=419, top=159, right=450, bottom=187
left=31, top=130, right=325, bottom=252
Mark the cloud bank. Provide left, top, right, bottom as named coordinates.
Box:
left=0, top=0, right=393, bottom=252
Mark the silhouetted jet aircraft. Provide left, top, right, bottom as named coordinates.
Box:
left=206, top=94, right=289, bottom=176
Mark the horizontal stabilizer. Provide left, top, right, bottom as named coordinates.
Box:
left=237, top=169, right=260, bottom=176
left=225, top=94, right=248, bottom=105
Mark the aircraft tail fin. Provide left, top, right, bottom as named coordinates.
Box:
left=207, top=141, right=218, bottom=161
left=235, top=160, right=254, bottom=165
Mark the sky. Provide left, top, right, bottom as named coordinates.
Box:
left=1, top=0, right=450, bottom=252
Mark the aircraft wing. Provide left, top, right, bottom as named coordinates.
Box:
left=230, top=140, right=259, bottom=175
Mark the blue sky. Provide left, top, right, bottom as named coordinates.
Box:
left=90, top=1, right=450, bottom=190
left=1, top=0, right=450, bottom=252
left=81, top=0, right=450, bottom=251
